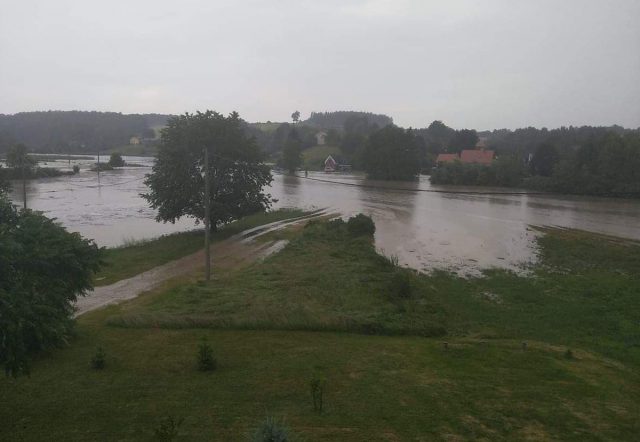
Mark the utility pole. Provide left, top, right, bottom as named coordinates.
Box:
left=204, top=146, right=211, bottom=281
left=22, top=166, right=27, bottom=210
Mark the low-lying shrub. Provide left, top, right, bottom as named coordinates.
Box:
left=347, top=214, right=375, bottom=237
left=90, top=347, right=106, bottom=370
left=250, top=416, right=292, bottom=442
left=197, top=340, right=217, bottom=371
left=310, top=374, right=326, bottom=413
left=389, top=270, right=413, bottom=299
left=153, top=415, right=183, bottom=441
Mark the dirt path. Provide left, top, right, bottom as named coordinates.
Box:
left=75, top=211, right=328, bottom=316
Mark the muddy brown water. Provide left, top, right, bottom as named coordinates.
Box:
left=9, top=155, right=640, bottom=275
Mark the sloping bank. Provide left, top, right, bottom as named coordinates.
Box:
left=2, top=215, right=639, bottom=441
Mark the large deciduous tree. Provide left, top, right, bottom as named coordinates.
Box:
left=5, top=144, right=36, bottom=171
left=282, top=129, right=302, bottom=174
left=363, top=126, right=422, bottom=180
left=143, top=111, right=273, bottom=230
left=449, top=129, right=479, bottom=153
left=0, top=187, right=102, bottom=377
left=530, top=143, right=558, bottom=177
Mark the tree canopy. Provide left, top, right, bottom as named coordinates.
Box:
left=305, top=111, right=392, bottom=129
left=108, top=152, right=125, bottom=167
left=363, top=126, right=422, bottom=180
left=0, top=186, right=102, bottom=376
left=5, top=144, right=36, bottom=170
left=530, top=143, right=558, bottom=177
left=0, top=111, right=169, bottom=154
left=143, top=111, right=273, bottom=230
left=282, top=129, right=302, bottom=173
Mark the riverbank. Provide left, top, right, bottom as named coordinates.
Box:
left=430, top=161, right=640, bottom=199
left=2, top=218, right=639, bottom=440
left=0, top=166, right=76, bottom=180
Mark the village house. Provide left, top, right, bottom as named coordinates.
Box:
left=436, top=140, right=495, bottom=166
left=315, top=131, right=327, bottom=145
left=324, top=154, right=352, bottom=172
left=324, top=155, right=337, bottom=172
left=435, top=153, right=459, bottom=164
left=129, top=136, right=141, bottom=145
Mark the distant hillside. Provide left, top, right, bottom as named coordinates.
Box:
left=305, top=111, right=393, bottom=130
left=0, top=111, right=172, bottom=153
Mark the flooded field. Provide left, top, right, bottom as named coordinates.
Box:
left=8, top=155, right=640, bottom=274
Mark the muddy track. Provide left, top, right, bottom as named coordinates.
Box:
left=75, top=211, right=329, bottom=316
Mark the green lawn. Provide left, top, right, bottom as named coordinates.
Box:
left=2, top=220, right=639, bottom=440
left=109, top=222, right=640, bottom=367
left=302, top=145, right=343, bottom=170
left=96, top=209, right=307, bottom=286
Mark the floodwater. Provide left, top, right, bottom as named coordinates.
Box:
left=8, top=155, right=640, bottom=274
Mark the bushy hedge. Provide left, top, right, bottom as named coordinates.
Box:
left=0, top=193, right=102, bottom=376
left=347, top=214, right=375, bottom=237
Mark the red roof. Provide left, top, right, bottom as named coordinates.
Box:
left=460, top=149, right=494, bottom=165
left=436, top=153, right=459, bottom=163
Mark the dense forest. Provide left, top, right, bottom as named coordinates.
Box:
left=0, top=111, right=170, bottom=154
left=305, top=111, right=392, bottom=129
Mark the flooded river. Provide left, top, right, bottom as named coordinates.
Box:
left=8, top=155, right=640, bottom=274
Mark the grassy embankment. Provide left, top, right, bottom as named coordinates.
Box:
left=95, top=209, right=307, bottom=286
left=302, top=145, right=343, bottom=170
left=2, top=220, right=639, bottom=440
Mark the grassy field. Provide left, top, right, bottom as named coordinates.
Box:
left=250, top=122, right=285, bottom=134
left=302, top=145, right=343, bottom=170
left=96, top=209, right=307, bottom=286
left=2, top=220, right=639, bottom=440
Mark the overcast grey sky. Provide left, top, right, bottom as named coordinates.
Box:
left=1, top=0, right=639, bottom=129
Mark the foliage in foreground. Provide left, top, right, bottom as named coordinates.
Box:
left=2, top=219, right=640, bottom=440
left=0, top=192, right=102, bottom=376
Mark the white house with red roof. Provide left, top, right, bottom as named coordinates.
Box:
left=324, top=155, right=337, bottom=172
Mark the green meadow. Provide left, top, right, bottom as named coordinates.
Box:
left=2, top=219, right=639, bottom=441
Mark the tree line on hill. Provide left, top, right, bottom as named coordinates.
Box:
left=305, top=111, right=392, bottom=129
left=2, top=109, right=639, bottom=197
left=0, top=111, right=169, bottom=154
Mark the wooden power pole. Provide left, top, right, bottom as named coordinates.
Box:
left=22, top=167, right=27, bottom=210
left=204, top=146, right=211, bottom=281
